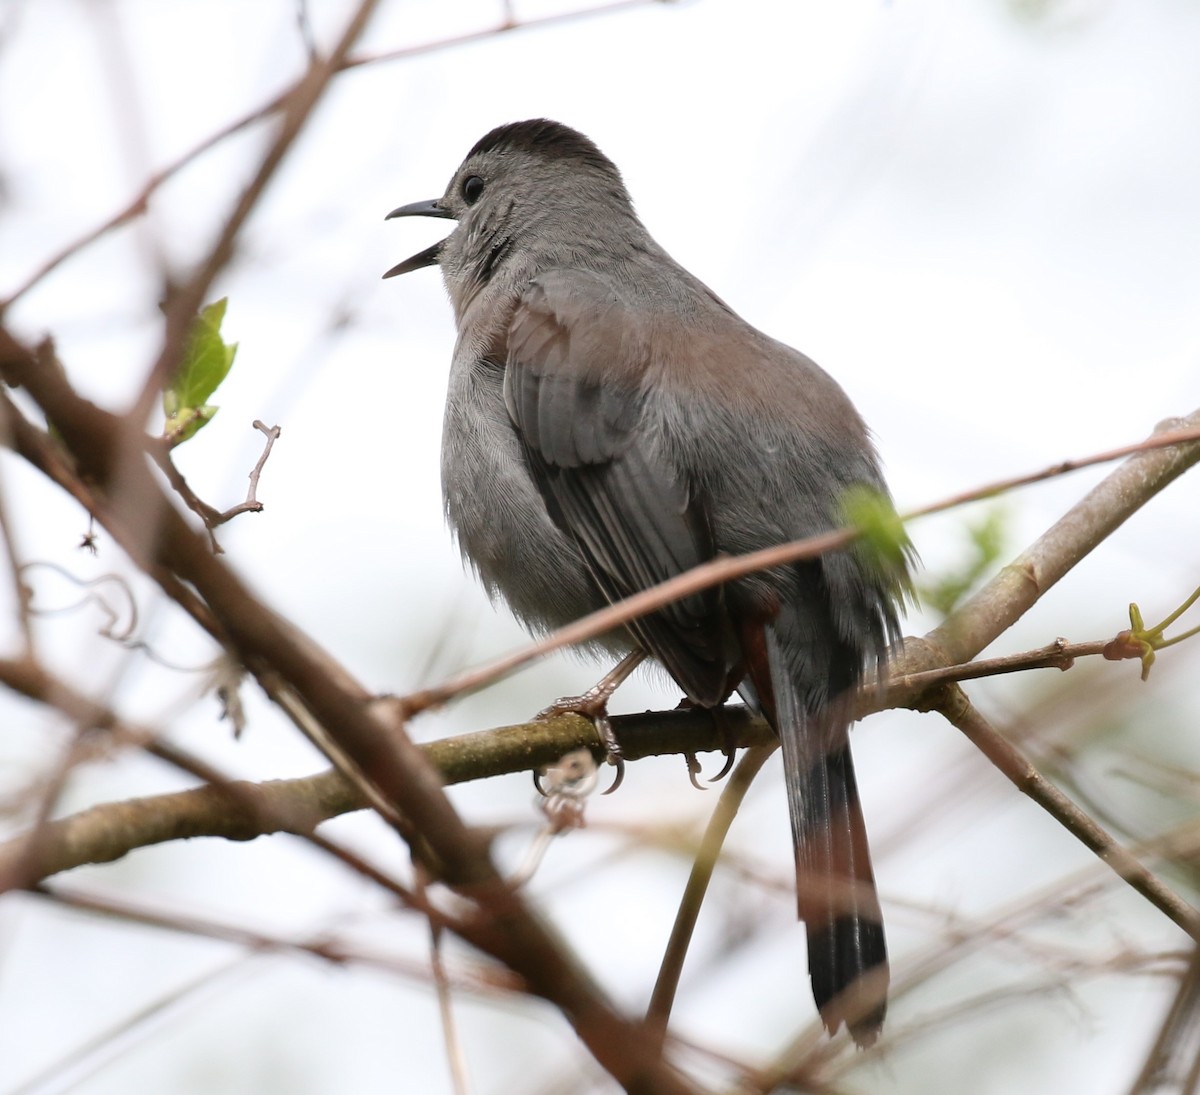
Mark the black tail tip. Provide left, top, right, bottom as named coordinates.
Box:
left=809, top=919, right=889, bottom=1047
left=823, top=996, right=886, bottom=1048
left=816, top=965, right=889, bottom=1048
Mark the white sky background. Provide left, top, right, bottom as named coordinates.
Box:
left=1, top=0, right=1199, bottom=1092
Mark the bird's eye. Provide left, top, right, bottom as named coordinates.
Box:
left=462, top=175, right=485, bottom=205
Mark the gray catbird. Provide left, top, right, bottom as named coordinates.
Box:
left=384, top=119, right=912, bottom=1046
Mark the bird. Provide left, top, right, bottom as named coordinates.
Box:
left=384, top=119, right=912, bottom=1046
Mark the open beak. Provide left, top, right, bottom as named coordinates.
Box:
left=383, top=199, right=456, bottom=279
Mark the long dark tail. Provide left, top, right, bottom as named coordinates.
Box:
left=762, top=628, right=889, bottom=1047
left=795, top=744, right=888, bottom=1044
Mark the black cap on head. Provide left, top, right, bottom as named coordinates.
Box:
left=467, top=119, right=617, bottom=178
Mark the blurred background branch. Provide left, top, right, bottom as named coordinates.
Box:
left=1, top=1, right=1199, bottom=1093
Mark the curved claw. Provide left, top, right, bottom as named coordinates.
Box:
left=707, top=748, right=737, bottom=784
left=594, top=709, right=626, bottom=795
left=602, top=753, right=626, bottom=795
left=685, top=753, right=706, bottom=791
left=532, top=656, right=642, bottom=796
left=533, top=768, right=548, bottom=797
left=705, top=706, right=739, bottom=784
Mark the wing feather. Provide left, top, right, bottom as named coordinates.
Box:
left=504, top=269, right=730, bottom=703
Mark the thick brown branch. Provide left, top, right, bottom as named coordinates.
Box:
left=0, top=655, right=769, bottom=887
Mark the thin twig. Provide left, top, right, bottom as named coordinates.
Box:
left=5, top=952, right=258, bottom=1095
left=0, top=461, right=34, bottom=652
left=647, top=746, right=776, bottom=1040
left=32, top=882, right=490, bottom=987
left=128, top=0, right=385, bottom=426
left=881, top=638, right=1108, bottom=696
left=929, top=682, right=1200, bottom=941
left=422, top=867, right=474, bottom=1095
left=210, top=419, right=280, bottom=526
left=334, top=0, right=663, bottom=69
left=0, top=0, right=666, bottom=313
left=403, top=415, right=1200, bottom=713
left=151, top=420, right=281, bottom=552
left=1127, top=945, right=1200, bottom=1095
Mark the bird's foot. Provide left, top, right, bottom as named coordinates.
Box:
left=535, top=691, right=625, bottom=794
left=532, top=651, right=645, bottom=795
left=671, top=697, right=737, bottom=785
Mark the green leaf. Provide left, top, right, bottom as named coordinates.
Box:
left=162, top=298, right=237, bottom=445
left=840, top=484, right=914, bottom=576
left=919, top=504, right=1010, bottom=618
left=1105, top=589, right=1200, bottom=681
left=162, top=405, right=219, bottom=446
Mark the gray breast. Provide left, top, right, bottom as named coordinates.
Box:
left=440, top=351, right=626, bottom=650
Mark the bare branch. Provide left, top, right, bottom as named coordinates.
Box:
left=129, top=0, right=385, bottom=426
left=33, top=882, right=518, bottom=994
left=3, top=314, right=1198, bottom=1089
left=917, top=411, right=1200, bottom=670
left=0, top=318, right=704, bottom=1095
left=1127, top=946, right=1200, bottom=1094
left=647, top=746, right=777, bottom=1040
left=151, top=420, right=281, bottom=553
left=0, top=653, right=764, bottom=886
left=928, top=682, right=1200, bottom=940
left=0, top=1, right=670, bottom=313
left=217, top=419, right=280, bottom=524
left=883, top=637, right=1108, bottom=695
